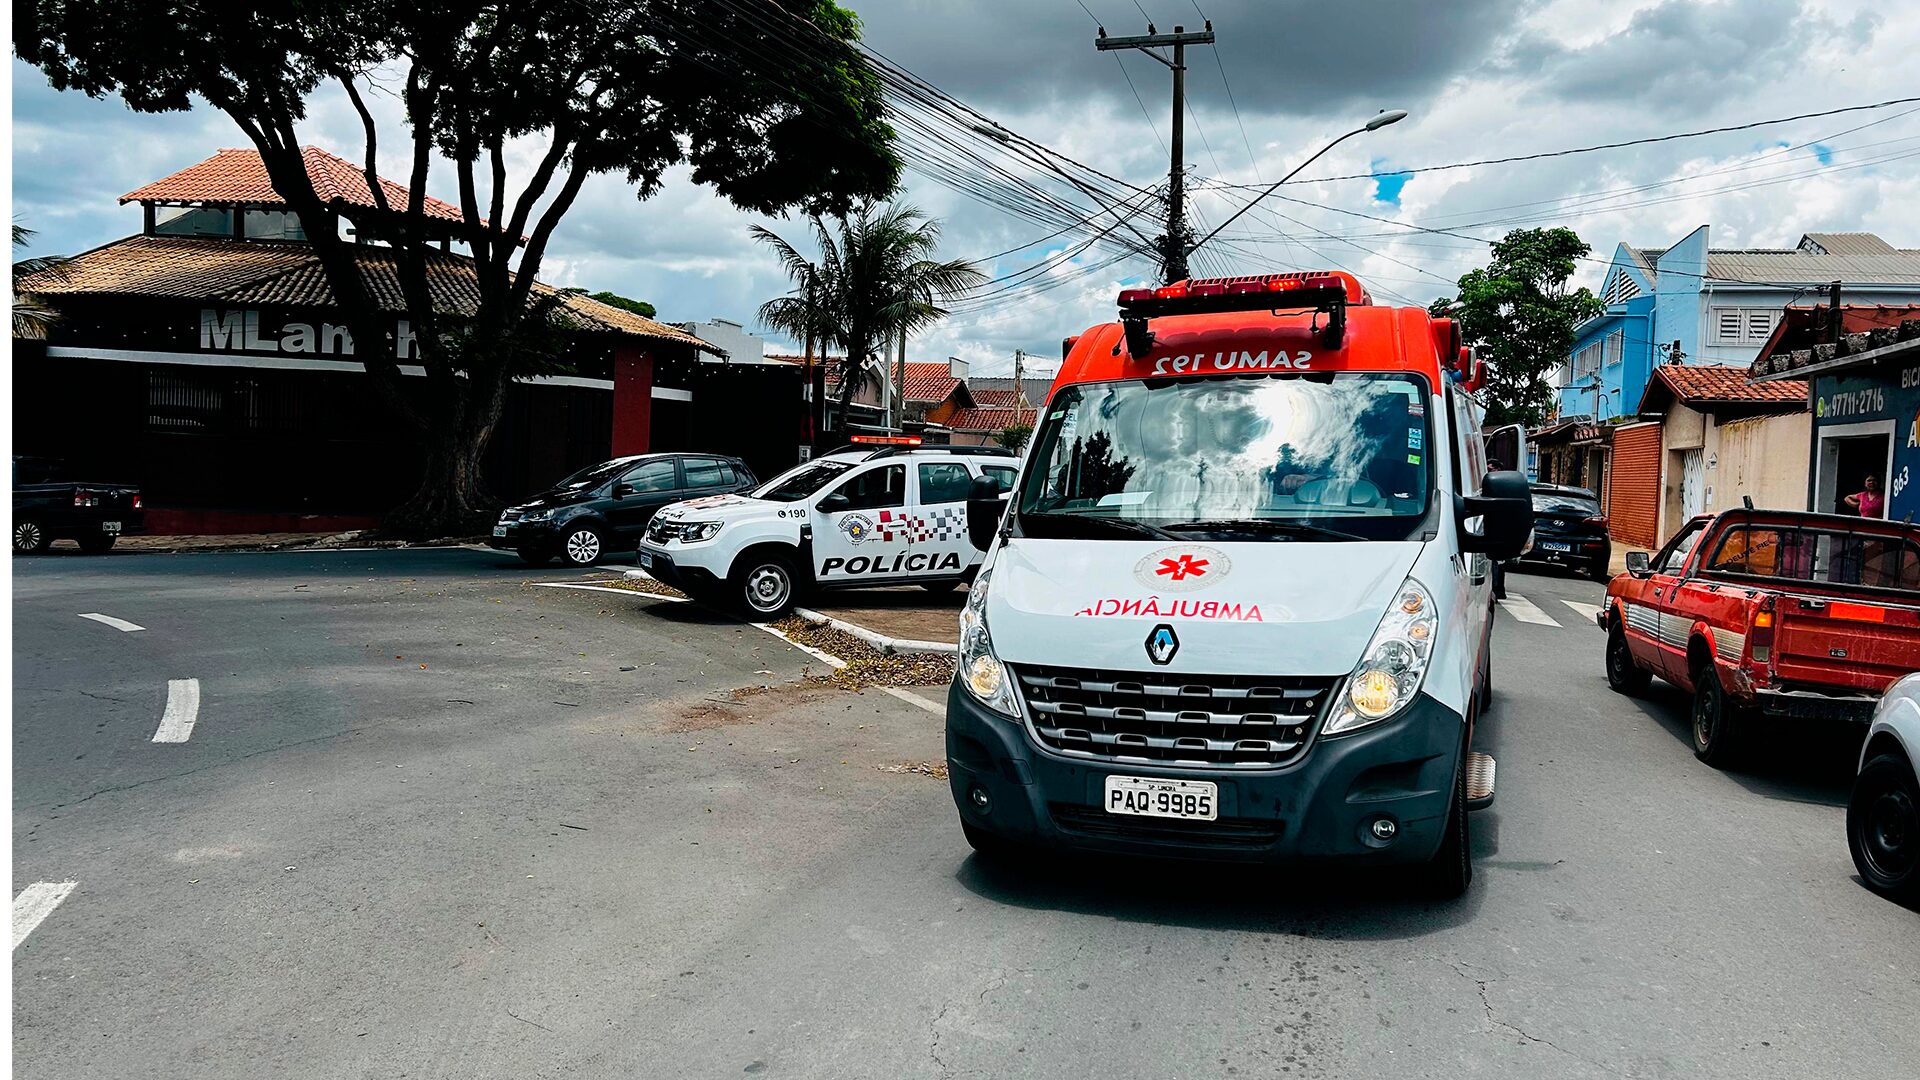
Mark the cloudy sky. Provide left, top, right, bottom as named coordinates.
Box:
left=12, top=0, right=1920, bottom=377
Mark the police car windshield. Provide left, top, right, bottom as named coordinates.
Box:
left=753, top=458, right=855, bottom=503
left=1015, top=372, right=1434, bottom=542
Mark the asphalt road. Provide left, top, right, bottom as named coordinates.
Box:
left=12, top=550, right=1917, bottom=1079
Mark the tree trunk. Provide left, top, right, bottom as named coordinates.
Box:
left=383, top=379, right=510, bottom=539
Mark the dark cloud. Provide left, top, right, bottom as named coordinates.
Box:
left=855, top=0, right=1521, bottom=119
left=1496, top=0, right=1880, bottom=109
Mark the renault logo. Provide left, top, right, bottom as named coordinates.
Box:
left=1145, top=623, right=1179, bottom=665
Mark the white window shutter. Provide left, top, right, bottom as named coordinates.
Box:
left=1716, top=310, right=1742, bottom=342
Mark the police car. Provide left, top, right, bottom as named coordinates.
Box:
left=637, top=438, right=1018, bottom=618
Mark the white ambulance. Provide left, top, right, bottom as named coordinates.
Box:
left=945, top=272, right=1532, bottom=897
left=636, top=439, right=1018, bottom=617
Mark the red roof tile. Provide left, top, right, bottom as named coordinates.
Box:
left=970, top=388, right=1026, bottom=408
left=946, top=406, right=1031, bottom=432
left=18, top=235, right=710, bottom=350
left=900, top=362, right=961, bottom=403
left=1640, top=363, right=1805, bottom=412
left=122, top=147, right=475, bottom=228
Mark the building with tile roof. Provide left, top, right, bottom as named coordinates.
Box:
left=1554, top=227, right=1920, bottom=427
left=11, top=148, right=818, bottom=530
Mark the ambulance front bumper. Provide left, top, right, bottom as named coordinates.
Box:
left=945, top=682, right=1464, bottom=864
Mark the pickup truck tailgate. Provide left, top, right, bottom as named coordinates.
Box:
left=1774, top=596, right=1920, bottom=693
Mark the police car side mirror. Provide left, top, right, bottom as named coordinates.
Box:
left=1625, top=551, right=1651, bottom=578
left=1460, top=470, right=1532, bottom=561
left=967, top=476, right=1003, bottom=552
left=819, top=493, right=851, bottom=513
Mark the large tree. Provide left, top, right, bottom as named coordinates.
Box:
left=753, top=203, right=985, bottom=432
left=16, top=1, right=898, bottom=534
left=1429, top=227, right=1605, bottom=428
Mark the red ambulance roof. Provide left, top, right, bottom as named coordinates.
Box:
left=1052, top=271, right=1457, bottom=397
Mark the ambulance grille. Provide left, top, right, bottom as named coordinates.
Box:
left=1012, top=665, right=1334, bottom=769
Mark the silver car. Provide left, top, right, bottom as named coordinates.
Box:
left=1850, top=672, right=1920, bottom=904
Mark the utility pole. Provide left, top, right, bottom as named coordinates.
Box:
left=893, top=328, right=908, bottom=435
left=1828, top=279, right=1844, bottom=343
left=1096, top=20, right=1214, bottom=283
left=1012, top=349, right=1026, bottom=427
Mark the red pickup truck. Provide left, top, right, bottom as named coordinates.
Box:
left=1600, top=508, right=1920, bottom=766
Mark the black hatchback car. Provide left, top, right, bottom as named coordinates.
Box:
left=489, top=453, right=757, bottom=566
left=1511, top=483, right=1612, bottom=582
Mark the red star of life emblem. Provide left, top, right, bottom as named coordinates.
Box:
left=1155, top=554, right=1210, bottom=581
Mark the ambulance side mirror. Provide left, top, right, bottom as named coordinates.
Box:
left=967, top=476, right=1005, bottom=552
left=1460, top=470, right=1532, bottom=561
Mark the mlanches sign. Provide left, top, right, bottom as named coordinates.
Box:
left=199, top=308, right=421, bottom=359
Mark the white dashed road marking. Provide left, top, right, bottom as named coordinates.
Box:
left=13, top=882, right=77, bottom=949
left=1563, top=600, right=1604, bottom=623
left=77, top=612, right=144, bottom=632
left=881, top=687, right=944, bottom=714
left=153, top=679, right=202, bottom=743
left=1498, top=595, right=1562, bottom=627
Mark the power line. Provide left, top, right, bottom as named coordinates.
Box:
left=1203, top=96, right=1920, bottom=188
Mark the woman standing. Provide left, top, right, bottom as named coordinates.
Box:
left=1844, top=473, right=1886, bottom=518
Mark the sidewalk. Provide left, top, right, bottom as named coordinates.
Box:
left=803, top=587, right=965, bottom=647
left=111, top=531, right=482, bottom=554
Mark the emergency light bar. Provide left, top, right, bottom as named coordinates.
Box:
left=849, top=435, right=922, bottom=445
left=1117, top=272, right=1362, bottom=356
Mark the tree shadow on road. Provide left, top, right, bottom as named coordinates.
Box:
left=953, top=846, right=1487, bottom=940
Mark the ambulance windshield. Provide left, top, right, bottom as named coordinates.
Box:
left=1015, top=372, right=1434, bottom=542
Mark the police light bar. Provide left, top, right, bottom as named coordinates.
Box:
left=1118, top=272, right=1359, bottom=356
left=849, top=435, right=921, bottom=446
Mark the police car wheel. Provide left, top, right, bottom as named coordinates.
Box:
left=1849, top=752, right=1920, bottom=903
left=735, top=554, right=795, bottom=618
left=561, top=526, right=606, bottom=567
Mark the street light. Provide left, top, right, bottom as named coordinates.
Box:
left=1186, top=108, right=1409, bottom=262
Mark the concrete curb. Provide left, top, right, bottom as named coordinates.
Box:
left=618, top=569, right=957, bottom=656
left=791, top=608, right=958, bottom=656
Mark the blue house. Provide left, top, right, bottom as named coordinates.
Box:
left=1553, top=229, right=1920, bottom=424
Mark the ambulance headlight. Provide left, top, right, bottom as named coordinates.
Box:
left=1325, top=578, right=1437, bottom=735
left=958, top=570, right=1019, bottom=718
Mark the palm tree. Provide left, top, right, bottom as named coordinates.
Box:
left=753, top=203, right=986, bottom=430
left=13, top=224, right=69, bottom=339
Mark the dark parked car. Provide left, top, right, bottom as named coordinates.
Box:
left=489, top=453, right=757, bottom=567
left=1510, top=483, right=1612, bottom=582
left=13, top=457, right=145, bottom=555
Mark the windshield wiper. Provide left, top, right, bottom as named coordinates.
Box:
left=1162, top=519, right=1366, bottom=542
left=1022, top=511, right=1179, bottom=540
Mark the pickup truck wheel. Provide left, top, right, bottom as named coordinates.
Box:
left=1690, top=662, right=1745, bottom=767
left=1419, top=749, right=1474, bottom=899
left=1849, top=752, right=1920, bottom=903
left=77, top=533, right=117, bottom=554
left=1606, top=624, right=1651, bottom=695
left=559, top=525, right=606, bottom=567
left=12, top=520, right=50, bottom=554
left=733, top=552, right=796, bottom=619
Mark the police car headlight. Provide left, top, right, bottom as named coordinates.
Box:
left=680, top=520, right=722, bottom=542
left=959, top=570, right=1020, bottom=717
left=1325, top=578, right=1437, bottom=735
